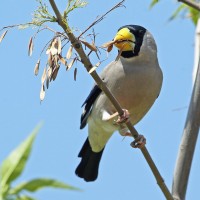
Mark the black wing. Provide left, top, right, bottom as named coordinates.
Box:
left=80, top=85, right=102, bottom=129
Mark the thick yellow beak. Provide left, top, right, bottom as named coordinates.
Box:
left=114, top=28, right=135, bottom=51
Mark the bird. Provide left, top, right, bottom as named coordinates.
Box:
left=75, top=25, right=163, bottom=182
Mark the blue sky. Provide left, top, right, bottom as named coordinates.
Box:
left=0, top=0, right=199, bottom=199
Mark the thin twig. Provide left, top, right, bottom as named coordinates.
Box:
left=0, top=22, right=33, bottom=31
left=48, top=0, right=174, bottom=199
left=40, top=25, right=57, bottom=33
left=178, top=0, right=200, bottom=11
left=78, top=0, right=125, bottom=39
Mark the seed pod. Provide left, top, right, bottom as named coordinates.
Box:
left=57, top=37, right=62, bottom=54
left=34, top=59, right=40, bottom=76
left=89, top=62, right=101, bottom=74
left=46, top=75, right=49, bottom=89
left=66, top=45, right=73, bottom=60
left=40, top=84, right=45, bottom=101
left=41, top=67, right=46, bottom=84
left=53, top=55, right=59, bottom=68
left=0, top=30, right=8, bottom=44
left=67, top=58, right=76, bottom=71
left=101, top=40, right=115, bottom=48
left=50, top=38, right=58, bottom=55
left=74, top=67, right=77, bottom=81
left=89, top=66, right=97, bottom=74
left=47, top=66, right=52, bottom=79
left=51, top=66, right=60, bottom=81
left=58, top=54, right=67, bottom=66
left=28, top=36, right=34, bottom=56
left=46, top=48, right=50, bottom=54
left=48, top=53, right=53, bottom=68
left=80, top=40, right=97, bottom=52
left=107, top=44, right=113, bottom=52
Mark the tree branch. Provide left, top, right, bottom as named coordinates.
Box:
left=192, top=19, right=200, bottom=83
left=172, top=18, right=200, bottom=200
left=48, top=0, right=174, bottom=199
left=178, top=0, right=200, bottom=11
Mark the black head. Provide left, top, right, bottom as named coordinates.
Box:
left=115, top=25, right=146, bottom=58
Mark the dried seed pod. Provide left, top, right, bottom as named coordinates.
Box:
left=51, top=66, right=60, bottom=81
left=102, top=41, right=115, bottom=53
left=53, top=55, right=59, bottom=68
left=40, top=84, right=45, bottom=101
left=28, top=36, right=34, bottom=56
left=57, top=37, right=62, bottom=54
left=74, top=67, right=77, bottom=81
left=67, top=58, right=76, bottom=71
left=50, top=38, right=58, bottom=55
left=41, top=67, right=46, bottom=84
left=46, top=48, right=50, bottom=54
left=89, top=62, right=101, bottom=74
left=48, top=53, right=53, bottom=68
left=107, top=44, right=113, bottom=52
left=50, top=46, right=57, bottom=56
left=80, top=40, right=97, bottom=52
left=47, top=66, right=52, bottom=79
left=89, top=66, right=97, bottom=74
left=101, top=40, right=115, bottom=48
left=58, top=54, right=67, bottom=66
left=66, top=45, right=73, bottom=60
left=46, top=75, right=49, bottom=89
left=0, top=30, right=8, bottom=44
left=34, top=59, right=40, bottom=76
left=65, top=63, right=68, bottom=70
left=95, top=61, right=101, bottom=67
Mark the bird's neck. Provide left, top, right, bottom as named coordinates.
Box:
left=120, top=51, right=138, bottom=58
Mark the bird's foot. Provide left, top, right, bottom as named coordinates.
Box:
left=116, top=109, right=130, bottom=124
left=130, top=134, right=146, bottom=149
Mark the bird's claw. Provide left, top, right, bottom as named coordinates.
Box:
left=116, top=109, right=130, bottom=124
left=130, top=134, right=146, bottom=149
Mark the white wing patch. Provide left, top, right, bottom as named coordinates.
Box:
left=102, top=110, right=112, bottom=121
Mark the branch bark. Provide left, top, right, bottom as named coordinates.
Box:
left=172, top=18, right=200, bottom=200
left=48, top=1, right=174, bottom=199
left=193, top=19, right=200, bottom=83
left=178, top=0, right=200, bottom=11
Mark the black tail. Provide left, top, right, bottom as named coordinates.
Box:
left=75, top=138, right=104, bottom=182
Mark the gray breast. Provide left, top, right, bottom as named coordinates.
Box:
left=98, top=57, right=163, bottom=125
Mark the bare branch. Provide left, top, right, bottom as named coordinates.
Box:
left=178, top=0, right=200, bottom=11
left=192, top=19, right=200, bottom=83
left=48, top=0, right=174, bottom=199
left=172, top=18, right=200, bottom=200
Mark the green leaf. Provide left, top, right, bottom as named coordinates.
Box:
left=0, top=124, right=42, bottom=191
left=0, top=184, right=9, bottom=200
left=9, top=178, right=80, bottom=194
left=188, top=7, right=200, bottom=25
left=16, top=195, right=37, bottom=200
left=169, top=4, right=186, bottom=21
left=64, top=0, right=88, bottom=18
left=149, top=0, right=159, bottom=9
left=169, top=3, right=200, bottom=25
